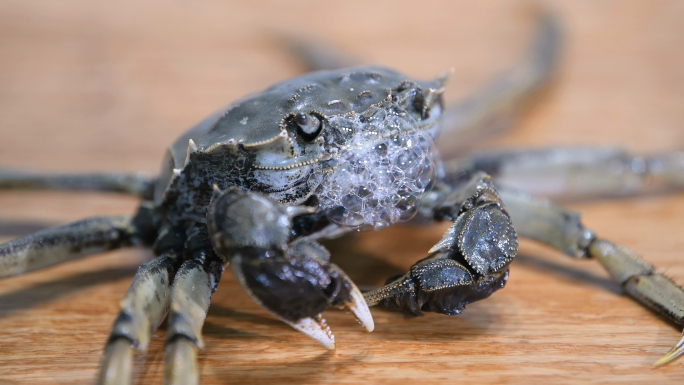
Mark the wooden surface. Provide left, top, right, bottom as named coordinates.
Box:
left=1, top=1, right=684, bottom=383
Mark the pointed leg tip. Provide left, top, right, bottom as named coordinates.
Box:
left=97, top=339, right=134, bottom=385
left=165, top=338, right=199, bottom=385
left=652, top=332, right=684, bottom=368
left=652, top=352, right=679, bottom=368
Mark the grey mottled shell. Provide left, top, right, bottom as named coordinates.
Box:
left=155, top=66, right=441, bottom=204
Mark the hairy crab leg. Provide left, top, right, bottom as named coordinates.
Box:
left=437, top=12, right=561, bottom=158
left=283, top=12, right=560, bottom=158
left=445, top=147, right=684, bottom=201
left=97, top=253, right=180, bottom=385
left=0, top=216, right=140, bottom=278
left=281, top=35, right=359, bottom=72
left=499, top=189, right=684, bottom=366
left=0, top=168, right=154, bottom=199
left=164, top=233, right=224, bottom=385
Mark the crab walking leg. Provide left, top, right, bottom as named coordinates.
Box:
left=0, top=216, right=140, bottom=278
left=499, top=189, right=684, bottom=366
left=284, top=12, right=562, bottom=156
left=437, top=12, right=561, bottom=157
left=0, top=168, right=154, bottom=199
left=445, top=147, right=684, bottom=201
left=165, top=257, right=223, bottom=385
left=283, top=35, right=359, bottom=72
left=97, top=253, right=180, bottom=385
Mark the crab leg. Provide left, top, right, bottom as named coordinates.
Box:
left=282, top=35, right=359, bottom=72
left=437, top=12, right=561, bottom=157
left=284, top=12, right=561, bottom=158
left=0, top=168, right=154, bottom=198
left=0, top=216, right=139, bottom=278
left=499, top=188, right=684, bottom=366
left=97, top=253, right=180, bottom=385
left=445, top=147, right=684, bottom=201
left=164, top=232, right=224, bottom=385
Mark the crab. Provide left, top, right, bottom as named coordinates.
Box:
left=1, top=12, right=683, bottom=385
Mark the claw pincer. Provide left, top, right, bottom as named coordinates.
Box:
left=364, top=174, right=517, bottom=316
left=207, top=187, right=373, bottom=348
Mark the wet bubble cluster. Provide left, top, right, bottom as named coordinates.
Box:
left=318, top=105, right=436, bottom=230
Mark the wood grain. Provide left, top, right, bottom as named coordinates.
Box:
left=1, top=1, right=683, bottom=384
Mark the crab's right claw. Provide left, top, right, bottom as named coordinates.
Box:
left=207, top=188, right=373, bottom=349
left=588, top=240, right=684, bottom=367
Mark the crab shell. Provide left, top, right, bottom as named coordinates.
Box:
left=153, top=66, right=444, bottom=222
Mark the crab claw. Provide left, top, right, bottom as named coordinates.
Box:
left=229, top=251, right=373, bottom=349
left=653, top=330, right=684, bottom=368
left=285, top=316, right=335, bottom=350
left=329, top=263, right=374, bottom=332
left=207, top=188, right=373, bottom=348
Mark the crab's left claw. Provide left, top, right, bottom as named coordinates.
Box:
left=207, top=188, right=373, bottom=349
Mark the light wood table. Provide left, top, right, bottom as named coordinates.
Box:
left=1, top=1, right=683, bottom=383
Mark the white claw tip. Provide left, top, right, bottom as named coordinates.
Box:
left=287, top=316, right=335, bottom=350
left=346, top=285, right=375, bottom=332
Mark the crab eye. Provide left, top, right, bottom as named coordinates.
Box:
left=412, top=91, right=442, bottom=120
left=411, top=92, right=426, bottom=117
left=294, top=112, right=323, bottom=141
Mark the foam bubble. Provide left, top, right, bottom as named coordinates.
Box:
left=319, top=104, right=435, bottom=229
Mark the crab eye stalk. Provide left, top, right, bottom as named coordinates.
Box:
left=411, top=92, right=426, bottom=117
left=294, top=112, right=323, bottom=142
left=410, top=89, right=443, bottom=120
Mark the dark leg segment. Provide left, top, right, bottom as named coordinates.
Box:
left=365, top=173, right=517, bottom=315
left=97, top=253, right=180, bottom=385
left=0, top=168, right=154, bottom=199
left=499, top=188, right=684, bottom=366
left=0, top=216, right=139, bottom=278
